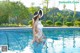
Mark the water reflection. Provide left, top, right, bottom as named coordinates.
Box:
left=73, top=31, right=76, bottom=48
left=0, top=28, right=80, bottom=53
left=42, top=28, right=80, bottom=53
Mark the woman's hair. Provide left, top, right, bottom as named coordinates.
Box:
left=34, top=11, right=38, bottom=16
left=33, top=9, right=43, bottom=21
left=33, top=11, right=39, bottom=21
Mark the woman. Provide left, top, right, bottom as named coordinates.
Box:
left=32, top=9, right=46, bottom=44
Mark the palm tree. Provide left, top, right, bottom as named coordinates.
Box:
left=46, top=0, right=49, bottom=10
left=31, top=2, right=35, bottom=14
left=63, top=4, right=66, bottom=26
left=44, top=0, right=49, bottom=11
left=73, top=4, right=76, bottom=26
left=63, top=4, right=66, bottom=9
left=43, top=0, right=49, bottom=20
left=31, top=2, right=34, bottom=6
left=6, top=0, right=9, bottom=2
left=46, top=0, right=49, bottom=15
left=6, top=0, right=11, bottom=24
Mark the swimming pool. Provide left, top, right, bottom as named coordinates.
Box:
left=0, top=27, right=80, bottom=53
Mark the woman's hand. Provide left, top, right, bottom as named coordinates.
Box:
left=35, top=29, right=38, bottom=34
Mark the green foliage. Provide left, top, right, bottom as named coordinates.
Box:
left=29, top=7, right=40, bottom=15
left=0, top=1, right=29, bottom=24
left=46, top=20, right=53, bottom=25
left=0, top=1, right=80, bottom=27
left=55, top=21, right=62, bottom=26
left=66, top=22, right=73, bottom=26
left=41, top=20, right=45, bottom=24
left=28, top=20, right=32, bottom=26
left=41, top=20, right=46, bottom=26
left=0, top=23, right=18, bottom=27
left=0, top=23, right=26, bottom=27
left=74, top=21, right=80, bottom=27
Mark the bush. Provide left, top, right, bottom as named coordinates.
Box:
left=28, top=20, right=32, bottom=26
left=41, top=20, right=46, bottom=26
left=41, top=20, right=45, bottom=24
left=55, top=21, right=62, bottom=26
left=66, top=22, right=73, bottom=26
left=0, top=23, right=19, bottom=27
left=74, top=21, right=80, bottom=26
left=46, top=20, right=53, bottom=25
left=0, top=23, right=26, bottom=27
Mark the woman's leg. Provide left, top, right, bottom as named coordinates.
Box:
left=32, top=36, right=38, bottom=43
left=34, top=36, right=40, bottom=43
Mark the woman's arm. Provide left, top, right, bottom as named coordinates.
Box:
left=32, top=18, right=35, bottom=37
left=32, top=18, right=39, bottom=37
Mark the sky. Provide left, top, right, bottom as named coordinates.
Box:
left=0, top=0, right=80, bottom=11
left=20, top=0, right=80, bottom=11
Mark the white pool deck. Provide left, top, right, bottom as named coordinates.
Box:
left=0, top=27, right=80, bottom=29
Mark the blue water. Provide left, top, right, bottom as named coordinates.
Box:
left=0, top=28, right=80, bottom=53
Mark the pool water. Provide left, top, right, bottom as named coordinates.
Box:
left=0, top=28, right=80, bottom=53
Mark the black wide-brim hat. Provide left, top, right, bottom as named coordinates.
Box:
left=34, top=9, right=43, bottom=17
left=39, top=9, right=43, bottom=17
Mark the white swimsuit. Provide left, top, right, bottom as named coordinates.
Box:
left=35, top=20, right=43, bottom=38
